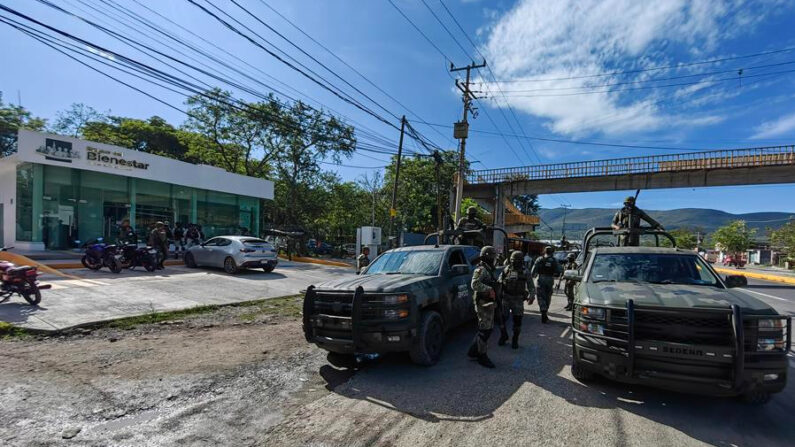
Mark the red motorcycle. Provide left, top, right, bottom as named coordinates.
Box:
left=0, top=247, right=51, bottom=306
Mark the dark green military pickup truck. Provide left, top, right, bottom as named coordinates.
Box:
left=303, top=245, right=481, bottom=365
left=566, top=228, right=791, bottom=404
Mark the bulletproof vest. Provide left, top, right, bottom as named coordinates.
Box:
left=503, top=264, right=527, bottom=296
left=537, top=257, right=557, bottom=276
left=474, top=262, right=496, bottom=300
left=620, top=207, right=641, bottom=228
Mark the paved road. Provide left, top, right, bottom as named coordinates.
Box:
left=266, top=283, right=795, bottom=446
left=737, top=277, right=795, bottom=316
left=0, top=261, right=351, bottom=331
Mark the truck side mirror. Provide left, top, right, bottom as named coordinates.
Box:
left=451, top=264, right=470, bottom=276
left=563, top=269, right=582, bottom=282
left=725, top=275, right=747, bottom=288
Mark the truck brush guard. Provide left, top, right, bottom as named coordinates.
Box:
left=573, top=300, right=792, bottom=390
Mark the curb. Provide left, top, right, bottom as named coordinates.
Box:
left=714, top=267, right=795, bottom=285
left=45, top=259, right=183, bottom=270
left=277, top=254, right=351, bottom=268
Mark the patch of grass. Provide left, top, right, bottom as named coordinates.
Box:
left=237, top=295, right=303, bottom=321
left=107, top=304, right=223, bottom=330
left=0, top=321, right=33, bottom=339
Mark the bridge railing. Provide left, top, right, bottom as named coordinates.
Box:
left=467, top=145, right=795, bottom=184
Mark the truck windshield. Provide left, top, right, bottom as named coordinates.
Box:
left=589, top=253, right=720, bottom=287
left=365, top=251, right=443, bottom=275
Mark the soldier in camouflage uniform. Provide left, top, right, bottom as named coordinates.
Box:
left=467, top=245, right=498, bottom=368
left=498, top=251, right=535, bottom=349
left=456, top=206, right=485, bottom=231
left=357, top=247, right=371, bottom=273
left=562, top=252, right=578, bottom=311
left=611, top=196, right=664, bottom=246
left=532, top=246, right=562, bottom=323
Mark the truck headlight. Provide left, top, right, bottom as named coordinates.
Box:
left=579, top=322, right=605, bottom=335
left=757, top=339, right=785, bottom=351
left=757, top=318, right=786, bottom=351
left=580, top=306, right=605, bottom=320
left=383, top=309, right=409, bottom=319
left=383, top=294, right=409, bottom=305
left=758, top=319, right=784, bottom=329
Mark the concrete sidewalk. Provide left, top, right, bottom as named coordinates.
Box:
left=714, top=264, right=795, bottom=285
left=0, top=261, right=351, bottom=332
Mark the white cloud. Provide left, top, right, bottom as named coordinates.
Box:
left=751, top=113, right=795, bottom=139
left=480, top=0, right=780, bottom=136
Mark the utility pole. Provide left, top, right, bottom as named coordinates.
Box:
left=390, top=116, right=407, bottom=237
left=560, top=203, right=571, bottom=238
left=451, top=60, right=486, bottom=223
left=433, top=151, right=443, bottom=231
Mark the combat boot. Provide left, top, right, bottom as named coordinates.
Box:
left=511, top=332, right=519, bottom=349
left=498, top=328, right=509, bottom=346
left=541, top=311, right=549, bottom=324
left=477, top=354, right=496, bottom=369
left=467, top=342, right=478, bottom=358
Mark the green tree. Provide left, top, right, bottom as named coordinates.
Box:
left=82, top=116, right=205, bottom=163
left=512, top=194, right=540, bottom=215
left=712, top=220, right=756, bottom=254
left=185, top=89, right=292, bottom=177
left=770, top=219, right=795, bottom=256
left=384, top=151, right=461, bottom=233
left=51, top=103, right=107, bottom=137
left=660, top=227, right=699, bottom=249
left=0, top=93, right=46, bottom=156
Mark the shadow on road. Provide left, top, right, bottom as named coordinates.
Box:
left=319, top=307, right=795, bottom=444
left=0, top=301, right=49, bottom=326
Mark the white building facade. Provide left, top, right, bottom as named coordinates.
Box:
left=0, top=130, right=274, bottom=250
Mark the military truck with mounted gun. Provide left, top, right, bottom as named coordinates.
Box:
left=303, top=244, right=481, bottom=366
left=565, top=227, right=791, bottom=404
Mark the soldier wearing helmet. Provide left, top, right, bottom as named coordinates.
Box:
left=562, top=252, right=579, bottom=312
left=467, top=245, right=498, bottom=368
left=611, top=195, right=664, bottom=246
left=456, top=206, right=485, bottom=231
left=531, top=246, right=562, bottom=323
left=497, top=250, right=535, bottom=349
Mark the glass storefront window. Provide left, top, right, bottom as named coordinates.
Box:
left=14, top=163, right=269, bottom=248
left=135, top=178, right=172, bottom=237
left=15, top=163, right=34, bottom=242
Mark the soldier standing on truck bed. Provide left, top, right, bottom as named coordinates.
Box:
left=467, top=246, right=498, bottom=368
left=611, top=196, right=664, bottom=246
left=532, top=246, right=562, bottom=323
left=456, top=206, right=485, bottom=231
left=498, top=251, right=535, bottom=349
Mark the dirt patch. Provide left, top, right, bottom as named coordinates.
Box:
left=0, top=296, right=345, bottom=446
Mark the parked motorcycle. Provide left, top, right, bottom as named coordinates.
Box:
left=81, top=238, right=123, bottom=273
left=118, top=243, right=157, bottom=272
left=0, top=247, right=51, bottom=306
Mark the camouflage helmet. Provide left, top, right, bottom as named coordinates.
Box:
left=480, top=245, right=496, bottom=261
left=544, top=245, right=555, bottom=255
left=567, top=252, right=576, bottom=260
left=624, top=196, right=636, bottom=205
left=466, top=206, right=478, bottom=217
left=510, top=251, right=524, bottom=262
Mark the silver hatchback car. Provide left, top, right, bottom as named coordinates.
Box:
left=184, top=236, right=278, bottom=274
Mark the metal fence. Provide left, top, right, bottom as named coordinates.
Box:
left=467, top=145, right=795, bottom=185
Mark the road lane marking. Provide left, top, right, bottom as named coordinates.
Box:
left=738, top=288, right=788, bottom=302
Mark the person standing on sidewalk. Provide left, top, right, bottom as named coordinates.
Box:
left=148, top=222, right=169, bottom=270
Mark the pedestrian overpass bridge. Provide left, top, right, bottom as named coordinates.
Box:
left=464, top=145, right=795, bottom=243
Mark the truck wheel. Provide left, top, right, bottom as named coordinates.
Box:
left=571, top=360, right=594, bottom=381
left=742, top=388, right=771, bottom=405
left=409, top=311, right=443, bottom=366
left=327, top=352, right=356, bottom=368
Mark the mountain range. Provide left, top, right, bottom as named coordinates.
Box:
left=536, top=208, right=793, bottom=239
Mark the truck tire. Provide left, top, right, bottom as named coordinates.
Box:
left=409, top=311, right=443, bottom=366
left=571, top=360, right=594, bottom=381
left=742, top=388, right=771, bottom=405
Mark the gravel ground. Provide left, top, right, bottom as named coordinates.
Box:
left=2, top=294, right=793, bottom=446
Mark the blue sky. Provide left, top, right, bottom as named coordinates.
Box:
left=2, top=0, right=795, bottom=214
